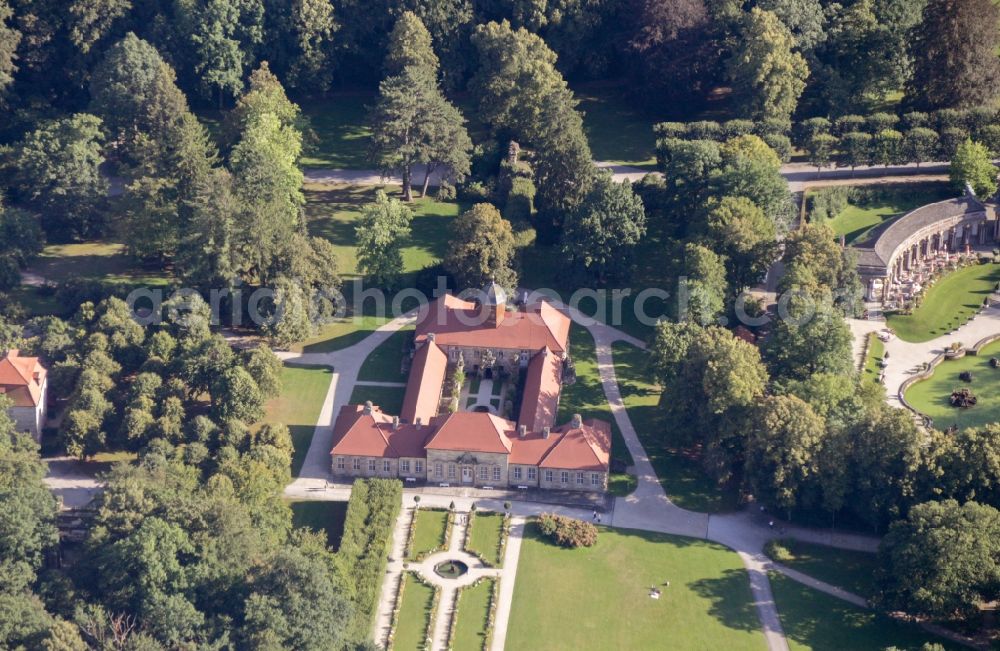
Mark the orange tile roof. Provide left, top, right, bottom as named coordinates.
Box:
left=508, top=431, right=561, bottom=465
left=538, top=419, right=611, bottom=471
left=0, top=350, right=45, bottom=407
left=414, top=295, right=570, bottom=354
left=400, top=341, right=448, bottom=425
left=424, top=412, right=515, bottom=454
left=517, top=347, right=563, bottom=431
left=330, top=404, right=430, bottom=458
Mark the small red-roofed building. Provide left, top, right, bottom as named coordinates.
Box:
left=0, top=349, right=48, bottom=440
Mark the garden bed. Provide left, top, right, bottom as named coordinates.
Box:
left=388, top=572, right=438, bottom=651
left=464, top=510, right=508, bottom=568
left=903, top=339, right=1000, bottom=431
left=448, top=577, right=499, bottom=651
left=406, top=507, right=453, bottom=561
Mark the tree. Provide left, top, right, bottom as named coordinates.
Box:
left=384, top=11, right=438, bottom=77
left=745, top=394, right=825, bottom=513
left=950, top=139, right=997, bottom=198
left=872, top=129, right=905, bottom=167
left=904, top=127, right=939, bottom=167
left=560, top=173, right=647, bottom=282
left=876, top=499, right=1000, bottom=619
left=15, top=114, right=108, bottom=240
left=906, top=0, right=1000, bottom=110
left=211, top=366, right=264, bottom=426
left=764, top=294, right=853, bottom=381
left=759, top=0, right=825, bottom=51
left=355, top=191, right=412, bottom=289
left=727, top=8, right=808, bottom=122
left=0, top=0, right=21, bottom=104
left=443, top=203, right=518, bottom=291
left=680, top=243, right=727, bottom=325
left=806, top=133, right=838, bottom=173
left=714, top=135, right=792, bottom=229
left=839, top=131, right=873, bottom=171
left=225, top=62, right=302, bottom=144
left=705, top=196, right=778, bottom=293
left=191, top=0, right=244, bottom=107
left=279, top=0, right=338, bottom=94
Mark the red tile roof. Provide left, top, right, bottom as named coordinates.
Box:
left=0, top=350, right=45, bottom=408
left=400, top=341, right=448, bottom=425
left=509, top=419, right=611, bottom=471
left=414, top=295, right=570, bottom=354
left=330, top=404, right=430, bottom=458
left=424, top=412, right=515, bottom=454
left=517, top=347, right=562, bottom=431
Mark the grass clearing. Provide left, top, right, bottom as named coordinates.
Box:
left=771, top=573, right=959, bottom=651
left=408, top=508, right=449, bottom=560
left=290, top=500, right=348, bottom=551
left=574, top=82, right=658, bottom=168
left=349, top=384, right=406, bottom=415
left=289, top=315, right=386, bottom=354
left=466, top=512, right=505, bottom=567
left=904, top=339, right=1000, bottom=431
left=862, top=333, right=885, bottom=384
left=299, top=93, right=374, bottom=169
left=452, top=578, right=495, bottom=651
left=357, top=328, right=412, bottom=383
left=559, top=323, right=636, bottom=495
left=507, top=524, right=764, bottom=650
left=811, top=183, right=953, bottom=245
left=304, top=183, right=468, bottom=279
left=613, top=342, right=740, bottom=512
left=886, top=263, right=1000, bottom=342
left=262, top=364, right=333, bottom=475
left=393, top=573, right=436, bottom=651
left=765, top=539, right=878, bottom=598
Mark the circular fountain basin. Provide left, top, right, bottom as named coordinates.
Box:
left=433, top=559, right=469, bottom=579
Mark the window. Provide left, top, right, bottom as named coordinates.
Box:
left=561, top=471, right=569, bottom=484
left=368, top=459, right=376, bottom=472
left=353, top=458, right=361, bottom=471
left=513, top=466, right=522, bottom=480
left=544, top=470, right=553, bottom=483
left=383, top=460, right=391, bottom=472
left=528, top=467, right=537, bottom=480
left=336, top=457, right=345, bottom=470
left=479, top=466, right=488, bottom=480
left=448, top=464, right=456, bottom=479
left=576, top=472, right=584, bottom=484
left=493, top=467, right=501, bottom=481
left=591, top=473, right=600, bottom=486
left=400, top=460, right=410, bottom=473
left=415, top=460, right=423, bottom=473
left=435, top=463, right=443, bottom=477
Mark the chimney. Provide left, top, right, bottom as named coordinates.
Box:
left=428, top=332, right=436, bottom=343
left=570, top=413, right=582, bottom=429
left=542, top=426, right=551, bottom=439
left=415, top=417, right=423, bottom=429
left=363, top=400, right=373, bottom=415
left=392, top=416, right=400, bottom=430
left=518, top=424, right=527, bottom=438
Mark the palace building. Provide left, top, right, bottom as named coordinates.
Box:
left=330, top=284, right=611, bottom=492
left=0, top=349, right=48, bottom=441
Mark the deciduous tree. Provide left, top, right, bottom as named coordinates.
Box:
left=444, top=203, right=518, bottom=291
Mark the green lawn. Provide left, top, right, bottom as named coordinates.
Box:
left=886, top=263, right=1000, bottom=342
left=393, top=573, right=436, bottom=651
left=765, top=539, right=878, bottom=599
left=349, top=384, right=406, bottom=415
left=304, top=183, right=468, bottom=278
left=559, top=324, right=637, bottom=496
left=451, top=578, right=495, bottom=651
left=289, top=500, right=348, bottom=551
left=466, top=512, right=505, bottom=567
left=299, top=93, right=374, bottom=169
left=289, top=315, right=386, bottom=354
left=613, top=342, right=740, bottom=512
left=904, top=339, right=1000, bottom=431
left=262, top=364, right=333, bottom=475
left=862, top=333, right=885, bottom=384
left=357, top=328, right=412, bottom=382
left=408, top=508, right=449, bottom=560
left=575, top=82, right=658, bottom=168
left=770, top=573, right=958, bottom=651
left=507, top=524, right=765, bottom=650
left=812, top=183, right=953, bottom=245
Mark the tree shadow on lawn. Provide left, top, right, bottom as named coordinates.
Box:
left=300, top=322, right=378, bottom=354
left=688, top=568, right=766, bottom=636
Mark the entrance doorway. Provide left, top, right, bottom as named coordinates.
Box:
left=462, top=466, right=473, bottom=483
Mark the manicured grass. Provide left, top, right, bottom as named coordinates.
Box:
left=357, top=328, right=413, bottom=382
left=862, top=333, right=885, bottom=384
left=304, top=183, right=468, bottom=278
left=452, top=578, right=495, bottom=651
left=904, top=339, right=1000, bottom=431
left=812, top=183, right=953, bottom=245
left=393, top=573, right=436, bottom=651
left=408, top=508, right=449, bottom=560
left=765, top=539, right=878, bottom=599
left=575, top=82, right=658, bottom=168
left=770, top=573, right=958, bottom=651
left=466, top=512, right=505, bottom=567
left=613, top=342, right=740, bottom=513
left=299, top=93, right=374, bottom=169
left=290, top=500, right=348, bottom=551
left=348, top=384, right=406, bottom=415
left=262, top=364, right=333, bottom=475
left=507, top=524, right=765, bottom=650
left=289, top=315, right=386, bottom=354
left=886, top=263, right=1000, bottom=342
left=559, top=323, right=637, bottom=495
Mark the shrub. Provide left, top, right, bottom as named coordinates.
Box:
left=762, top=133, right=792, bottom=163
left=653, top=122, right=686, bottom=139
left=685, top=120, right=721, bottom=140
left=807, top=186, right=850, bottom=222
left=764, top=539, right=795, bottom=562
left=537, top=513, right=598, bottom=548
left=503, top=177, right=535, bottom=224
left=459, top=180, right=493, bottom=202
left=437, top=181, right=456, bottom=201
left=960, top=371, right=974, bottom=383
left=722, top=119, right=755, bottom=139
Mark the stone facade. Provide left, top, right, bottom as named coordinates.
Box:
left=9, top=402, right=45, bottom=441
left=425, top=449, right=510, bottom=487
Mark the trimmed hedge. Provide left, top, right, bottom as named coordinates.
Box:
left=337, top=478, right=403, bottom=643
